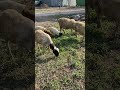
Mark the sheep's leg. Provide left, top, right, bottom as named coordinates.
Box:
left=60, top=27, right=62, bottom=32
left=8, top=41, right=15, bottom=60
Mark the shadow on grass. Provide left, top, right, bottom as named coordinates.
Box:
left=0, top=41, right=35, bottom=89
left=0, top=76, right=34, bottom=88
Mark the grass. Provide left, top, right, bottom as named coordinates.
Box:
left=0, top=39, right=35, bottom=89
left=35, top=24, right=85, bottom=90
left=86, top=12, right=120, bottom=89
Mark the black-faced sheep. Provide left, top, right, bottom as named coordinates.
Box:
left=35, top=30, right=59, bottom=57
left=0, top=9, right=34, bottom=52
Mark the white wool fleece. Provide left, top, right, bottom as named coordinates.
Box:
left=35, top=30, right=53, bottom=47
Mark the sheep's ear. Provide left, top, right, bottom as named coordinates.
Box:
left=50, top=44, right=54, bottom=50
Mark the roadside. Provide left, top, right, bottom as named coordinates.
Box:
left=35, top=7, right=85, bottom=17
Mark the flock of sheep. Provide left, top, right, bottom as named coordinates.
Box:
left=35, top=17, right=85, bottom=57
left=0, top=0, right=85, bottom=58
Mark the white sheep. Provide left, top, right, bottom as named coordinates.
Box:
left=35, top=26, right=47, bottom=31
left=35, top=30, right=59, bottom=57
left=74, top=21, right=85, bottom=42
left=48, top=27, right=62, bottom=37
left=58, top=17, right=75, bottom=33
left=35, top=25, right=53, bottom=37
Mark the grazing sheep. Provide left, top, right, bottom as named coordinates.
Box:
left=0, top=9, right=34, bottom=52
left=74, top=21, right=85, bottom=42
left=0, top=0, right=34, bottom=21
left=35, top=30, right=59, bottom=57
left=58, top=17, right=75, bottom=33
left=35, top=26, right=53, bottom=37
left=74, top=21, right=85, bottom=36
left=35, top=26, right=47, bottom=31
left=48, top=27, right=62, bottom=37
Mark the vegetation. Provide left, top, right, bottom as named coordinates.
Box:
left=86, top=9, right=120, bottom=89
left=35, top=23, right=85, bottom=90
left=77, top=0, right=85, bottom=6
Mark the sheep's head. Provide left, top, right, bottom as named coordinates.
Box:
left=59, top=32, right=63, bottom=37
left=50, top=44, right=59, bottom=57
left=53, top=47, right=59, bottom=57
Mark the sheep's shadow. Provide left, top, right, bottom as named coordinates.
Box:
left=36, top=54, right=56, bottom=64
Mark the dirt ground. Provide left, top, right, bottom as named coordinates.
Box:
left=35, top=7, right=84, bottom=13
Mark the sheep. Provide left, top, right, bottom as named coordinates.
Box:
left=35, top=26, right=53, bottom=37
left=35, top=30, right=59, bottom=57
left=0, top=0, right=25, bottom=13
left=35, top=26, right=47, bottom=31
left=74, top=21, right=85, bottom=42
left=0, top=0, right=34, bottom=21
left=58, top=17, right=76, bottom=33
left=48, top=27, right=62, bottom=37
left=0, top=9, right=34, bottom=58
left=74, top=21, right=85, bottom=36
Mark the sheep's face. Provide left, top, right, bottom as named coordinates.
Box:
left=53, top=48, right=59, bottom=57
left=50, top=44, right=59, bottom=57
left=59, top=32, right=63, bottom=37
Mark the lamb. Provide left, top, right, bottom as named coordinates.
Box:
left=35, top=30, right=59, bottom=57
left=0, top=9, right=34, bottom=53
left=58, top=17, right=76, bottom=33
left=0, top=0, right=34, bottom=21
left=35, top=26, right=53, bottom=37
left=48, top=27, right=62, bottom=37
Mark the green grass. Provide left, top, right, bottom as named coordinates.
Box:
left=35, top=24, right=85, bottom=90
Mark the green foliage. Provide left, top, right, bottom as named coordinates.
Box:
left=77, top=0, right=85, bottom=6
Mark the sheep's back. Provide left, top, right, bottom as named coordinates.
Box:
left=35, top=30, right=53, bottom=47
left=58, top=18, right=71, bottom=29
left=49, top=27, right=60, bottom=36
left=75, top=22, right=85, bottom=35
left=0, top=0, right=26, bottom=13
left=0, top=9, right=34, bottom=50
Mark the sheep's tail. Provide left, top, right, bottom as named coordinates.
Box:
left=50, top=44, right=59, bottom=57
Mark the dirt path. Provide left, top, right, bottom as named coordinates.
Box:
left=35, top=8, right=85, bottom=17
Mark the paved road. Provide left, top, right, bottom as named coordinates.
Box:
left=35, top=8, right=85, bottom=17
